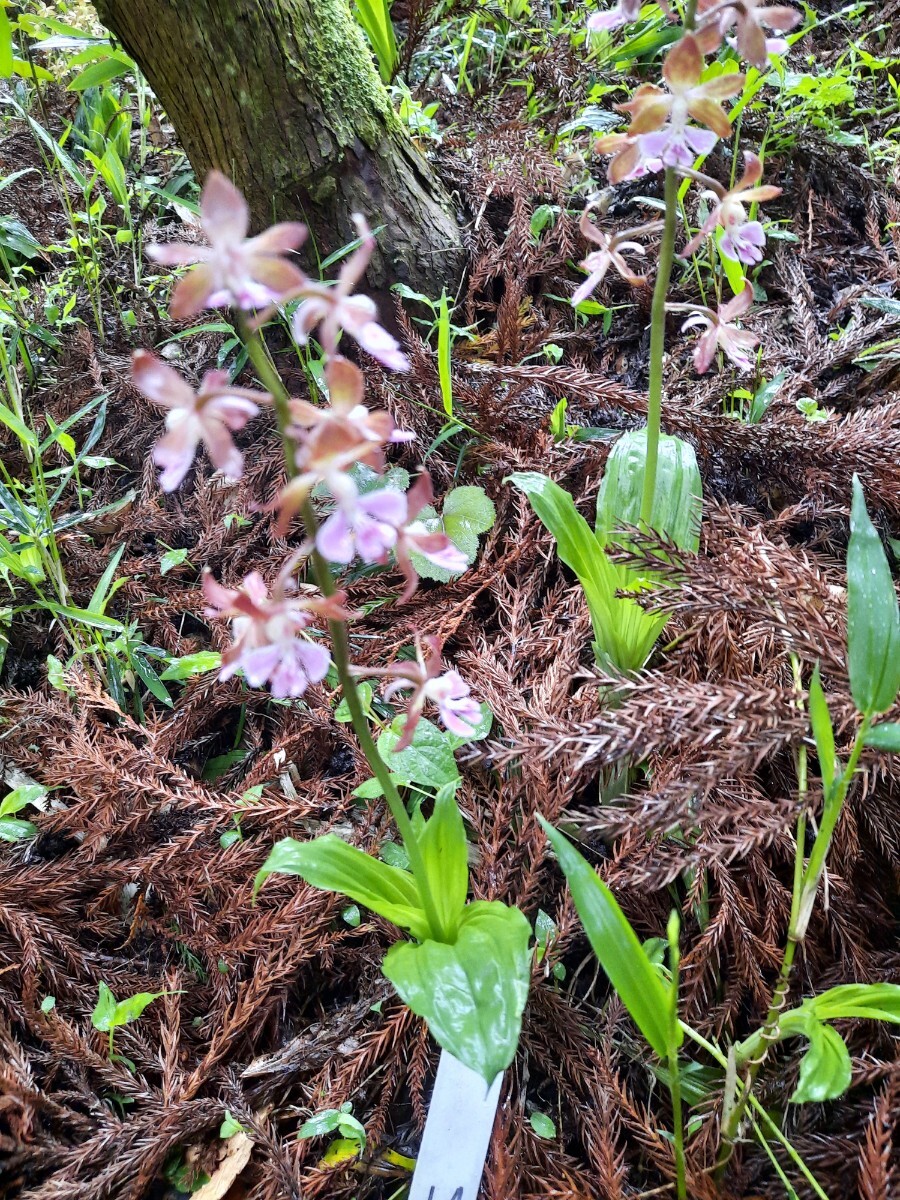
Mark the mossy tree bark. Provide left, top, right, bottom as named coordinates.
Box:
left=94, top=0, right=464, bottom=292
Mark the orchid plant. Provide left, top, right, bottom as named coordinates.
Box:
left=512, top=2, right=793, bottom=674
left=139, top=170, right=531, bottom=1085
left=579, top=0, right=797, bottom=529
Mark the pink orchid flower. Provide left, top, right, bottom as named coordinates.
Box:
left=355, top=635, right=482, bottom=750
left=698, top=0, right=800, bottom=69
left=594, top=131, right=665, bottom=184
left=681, top=152, right=781, bottom=265
left=147, top=171, right=307, bottom=319
left=618, top=34, right=744, bottom=168
left=571, top=208, right=663, bottom=304
left=291, top=215, right=409, bottom=371
left=275, top=357, right=414, bottom=532
left=315, top=471, right=467, bottom=596
left=393, top=473, right=469, bottom=601
left=132, top=350, right=269, bottom=491
left=203, top=561, right=346, bottom=698
left=672, top=284, right=759, bottom=373
left=587, top=0, right=642, bottom=31
left=316, top=474, right=407, bottom=564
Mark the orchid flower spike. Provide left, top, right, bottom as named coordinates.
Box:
left=681, top=152, right=781, bottom=264
left=147, top=171, right=307, bottom=319
left=203, top=559, right=348, bottom=698
left=291, top=215, right=409, bottom=371
left=355, top=634, right=482, bottom=750
left=617, top=33, right=744, bottom=169
left=571, top=207, right=664, bottom=304
left=132, top=350, right=269, bottom=491
left=672, top=283, right=759, bottom=373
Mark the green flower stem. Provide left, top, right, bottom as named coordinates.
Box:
left=716, top=711, right=873, bottom=1171
left=640, top=167, right=679, bottom=528
left=664, top=914, right=687, bottom=1200
left=236, top=317, right=451, bottom=944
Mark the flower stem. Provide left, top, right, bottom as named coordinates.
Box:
left=716, top=710, right=873, bottom=1174
left=236, top=317, right=451, bottom=943
left=640, top=167, right=679, bottom=528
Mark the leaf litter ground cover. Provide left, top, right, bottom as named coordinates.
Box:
left=2, top=3, right=900, bottom=1199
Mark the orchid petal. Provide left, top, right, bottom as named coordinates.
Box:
left=663, top=33, right=703, bottom=89
left=169, top=263, right=220, bottom=319
left=201, top=170, right=250, bottom=246
left=132, top=350, right=196, bottom=410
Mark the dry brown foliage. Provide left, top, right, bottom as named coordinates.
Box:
left=2, top=14, right=900, bottom=1200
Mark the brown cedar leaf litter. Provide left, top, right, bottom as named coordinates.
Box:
left=3, top=23, right=900, bottom=1200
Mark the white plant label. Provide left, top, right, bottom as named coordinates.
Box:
left=408, top=1050, right=503, bottom=1200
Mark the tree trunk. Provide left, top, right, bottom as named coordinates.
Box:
left=94, top=0, right=464, bottom=293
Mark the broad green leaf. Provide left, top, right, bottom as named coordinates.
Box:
left=90, top=982, right=118, bottom=1032
left=847, top=476, right=900, bottom=715
left=352, top=0, right=398, bottom=82
left=864, top=723, right=900, bottom=752
left=219, top=1111, right=245, bottom=1139
left=0, top=817, right=38, bottom=842
left=336, top=1111, right=366, bottom=1149
left=383, top=900, right=531, bottom=1083
left=529, top=1112, right=557, bottom=1139
left=112, top=991, right=166, bottom=1027
left=595, top=430, right=702, bottom=555
left=507, top=471, right=667, bottom=672
left=159, top=547, right=189, bottom=575
left=377, top=717, right=461, bottom=789
left=44, top=603, right=123, bottom=633
left=299, top=1108, right=343, bottom=1138
left=132, top=655, right=173, bottom=707
left=68, top=54, right=132, bottom=91
left=253, top=834, right=431, bottom=940
left=790, top=1020, right=851, bottom=1104
left=11, top=58, right=53, bottom=82
left=540, top=818, right=673, bottom=1058
left=0, top=215, right=42, bottom=259
left=417, top=784, right=469, bottom=939
left=0, top=403, right=38, bottom=450
left=808, top=665, right=836, bottom=797
left=443, top=486, right=496, bottom=537
left=803, top=982, right=900, bottom=1025
left=0, top=783, right=46, bottom=819
left=407, top=485, right=494, bottom=582
left=160, top=651, right=222, bottom=681
left=747, top=371, right=787, bottom=424
left=549, top=397, right=568, bottom=442
left=0, top=7, right=12, bottom=78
